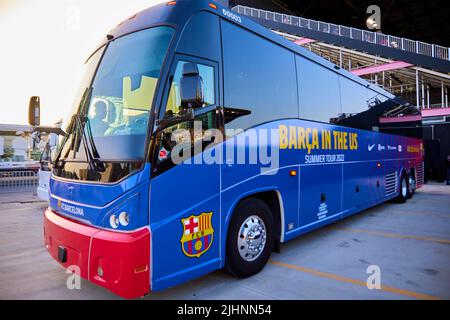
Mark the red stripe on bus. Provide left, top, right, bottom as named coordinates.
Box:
left=188, top=239, right=192, bottom=254
left=204, top=235, right=209, bottom=249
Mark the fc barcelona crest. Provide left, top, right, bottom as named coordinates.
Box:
left=180, top=212, right=214, bottom=258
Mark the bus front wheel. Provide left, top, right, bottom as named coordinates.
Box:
left=225, top=198, right=274, bottom=278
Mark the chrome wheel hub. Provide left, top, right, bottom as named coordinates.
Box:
left=409, top=176, right=416, bottom=192
left=401, top=178, right=407, bottom=197
left=237, top=215, right=267, bottom=262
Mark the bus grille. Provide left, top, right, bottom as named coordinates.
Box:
left=385, top=171, right=398, bottom=196
left=416, top=162, right=424, bottom=185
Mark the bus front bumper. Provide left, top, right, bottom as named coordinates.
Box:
left=43, top=208, right=150, bottom=298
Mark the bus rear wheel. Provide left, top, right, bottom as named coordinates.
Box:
left=395, top=173, right=409, bottom=203
left=225, top=198, right=274, bottom=278
left=406, top=171, right=416, bottom=199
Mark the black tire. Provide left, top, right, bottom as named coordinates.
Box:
left=395, top=173, right=409, bottom=203
left=225, top=198, right=274, bottom=278
left=406, top=171, right=416, bottom=199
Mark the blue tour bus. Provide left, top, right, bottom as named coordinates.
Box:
left=31, top=0, right=423, bottom=298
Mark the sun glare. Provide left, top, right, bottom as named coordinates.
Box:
left=0, top=0, right=166, bottom=125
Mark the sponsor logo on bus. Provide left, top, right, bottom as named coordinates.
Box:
left=180, top=212, right=214, bottom=258
left=168, top=123, right=364, bottom=173
left=407, top=145, right=420, bottom=153
left=278, top=125, right=358, bottom=154
left=57, top=199, right=84, bottom=216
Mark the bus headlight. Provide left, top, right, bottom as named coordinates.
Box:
left=109, top=214, right=119, bottom=229
left=104, top=193, right=139, bottom=231
left=119, top=211, right=129, bottom=226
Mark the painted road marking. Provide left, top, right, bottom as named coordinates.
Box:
left=269, top=260, right=441, bottom=300
left=332, top=227, right=450, bottom=245
left=387, top=209, right=450, bottom=219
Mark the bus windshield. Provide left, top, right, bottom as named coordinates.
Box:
left=58, top=26, right=174, bottom=165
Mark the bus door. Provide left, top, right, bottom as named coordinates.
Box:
left=148, top=55, right=222, bottom=290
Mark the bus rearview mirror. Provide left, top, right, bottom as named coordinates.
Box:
left=28, top=96, right=41, bottom=126
left=180, top=62, right=204, bottom=109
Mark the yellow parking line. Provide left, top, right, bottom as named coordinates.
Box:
left=332, top=227, right=450, bottom=245
left=389, top=210, right=450, bottom=219
left=269, top=260, right=441, bottom=300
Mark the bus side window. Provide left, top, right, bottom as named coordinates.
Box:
left=156, top=60, right=218, bottom=169
left=164, top=61, right=215, bottom=117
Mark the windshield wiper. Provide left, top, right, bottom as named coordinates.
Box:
left=74, top=115, right=105, bottom=173
left=53, top=86, right=105, bottom=173
left=85, top=116, right=103, bottom=164
left=53, top=114, right=104, bottom=173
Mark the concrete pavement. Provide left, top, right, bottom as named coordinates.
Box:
left=0, top=184, right=449, bottom=300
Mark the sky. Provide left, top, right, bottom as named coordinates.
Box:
left=0, top=0, right=167, bottom=125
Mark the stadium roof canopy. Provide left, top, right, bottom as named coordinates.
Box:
left=233, top=0, right=450, bottom=47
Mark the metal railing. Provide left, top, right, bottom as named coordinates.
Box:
left=232, top=5, right=450, bottom=61
left=0, top=170, right=38, bottom=193
left=428, top=103, right=449, bottom=109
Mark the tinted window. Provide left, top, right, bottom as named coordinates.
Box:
left=337, top=77, right=396, bottom=131
left=367, top=89, right=388, bottom=106
left=60, top=26, right=174, bottom=162
left=165, top=61, right=215, bottom=117
left=53, top=27, right=174, bottom=183
left=296, top=56, right=341, bottom=123
left=339, top=77, right=369, bottom=116
left=222, top=20, right=298, bottom=133
left=154, top=58, right=219, bottom=174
